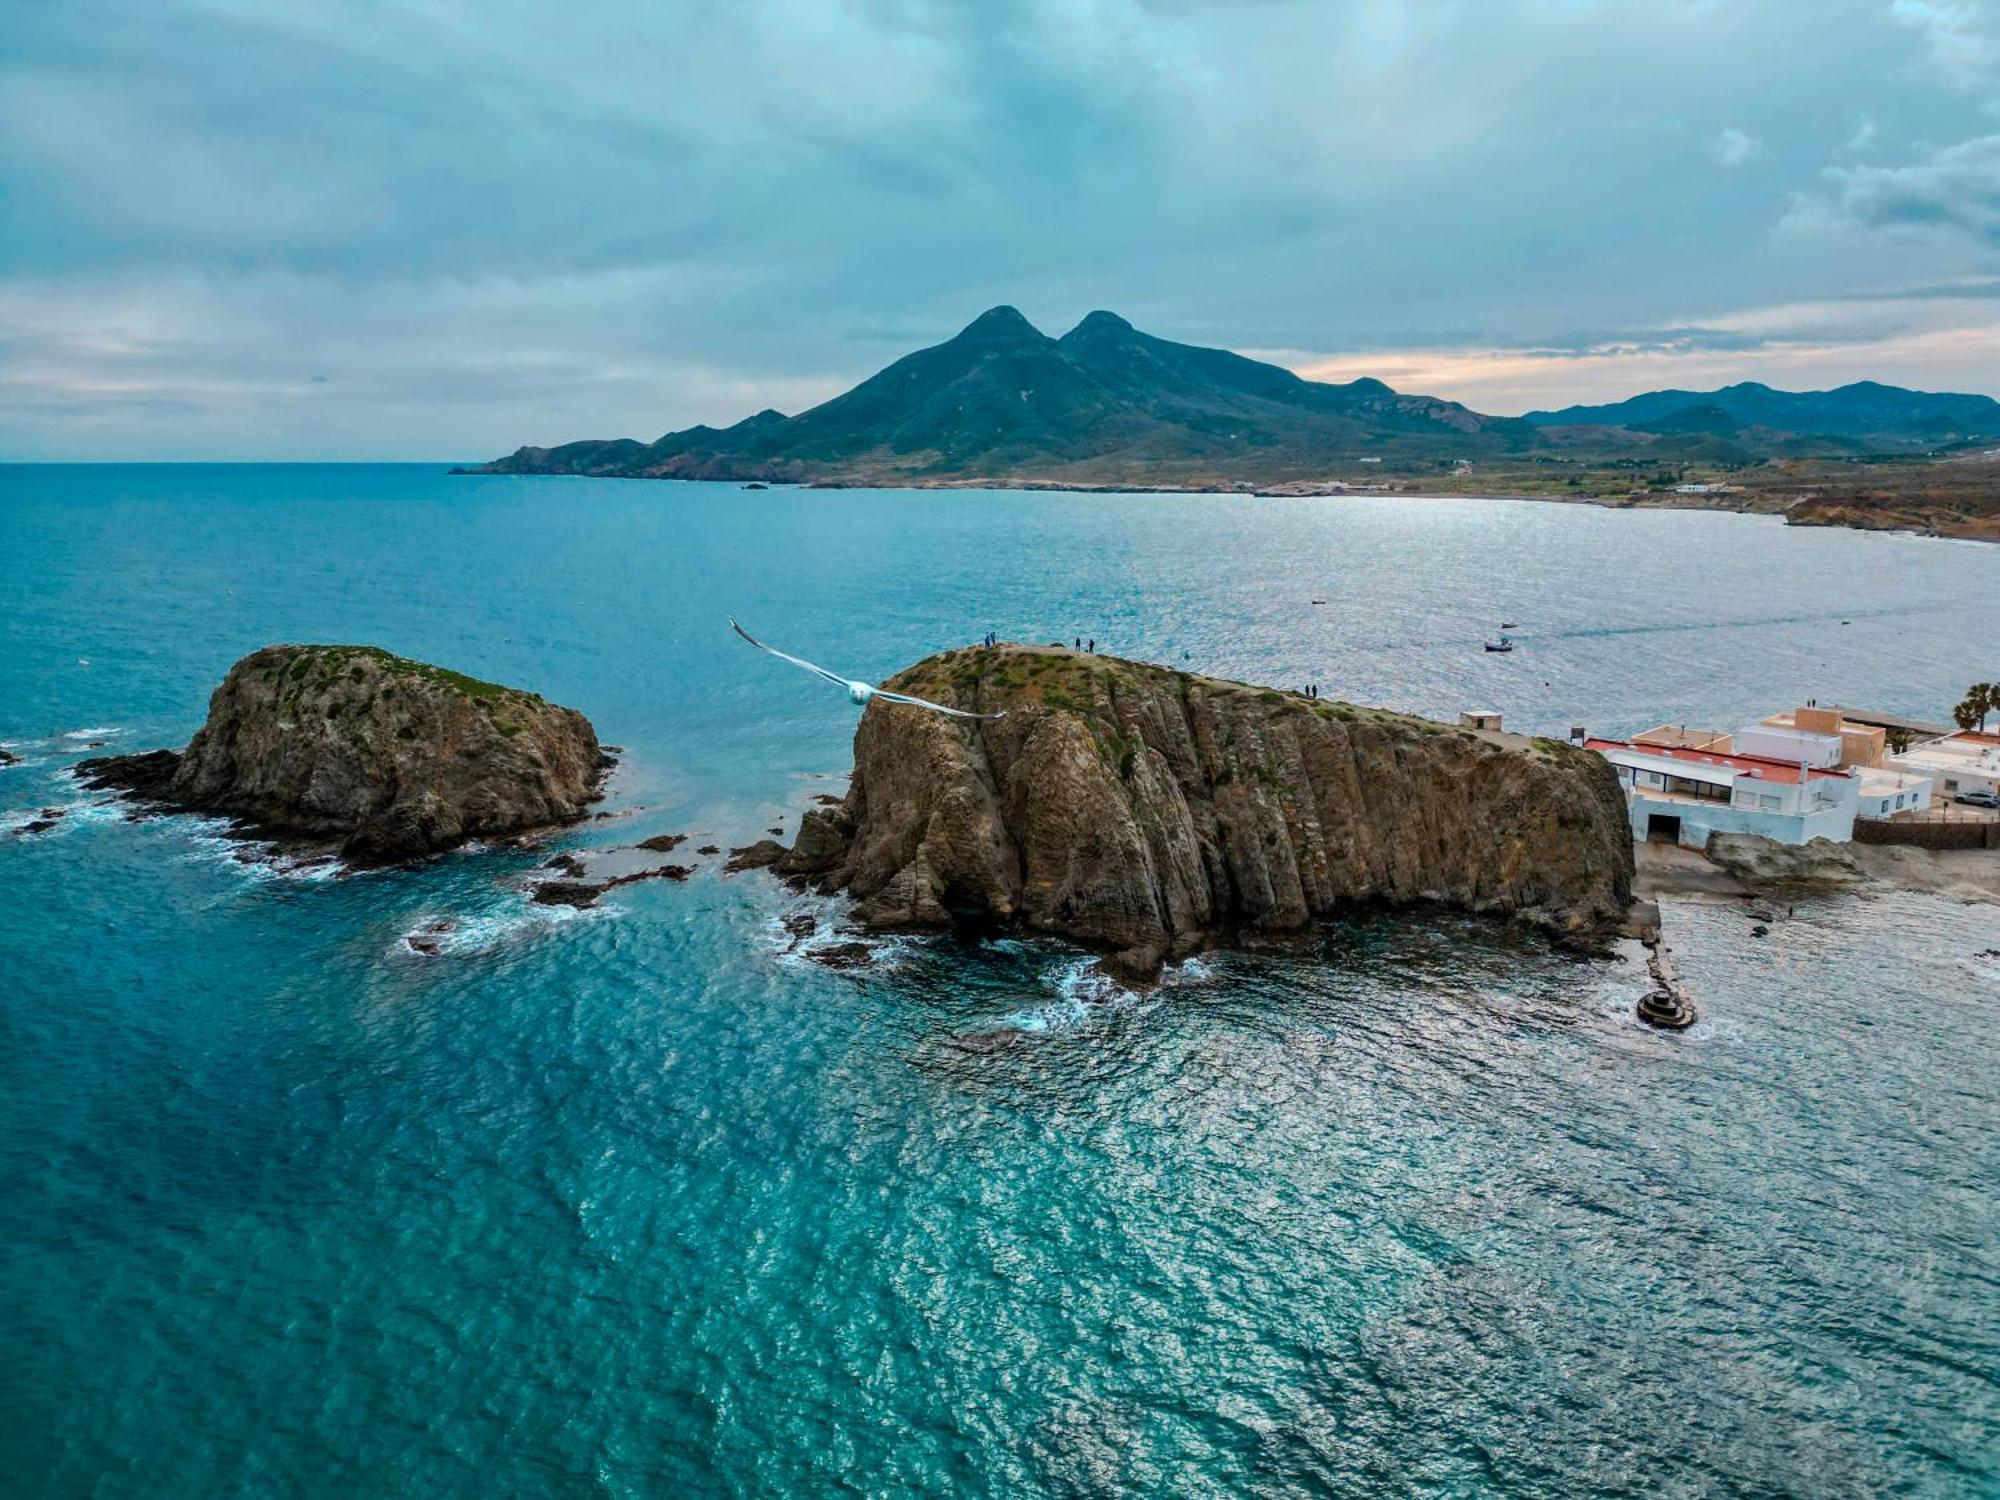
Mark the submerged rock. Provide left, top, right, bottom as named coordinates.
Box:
left=777, top=644, right=1635, bottom=977
left=12, top=807, right=65, bottom=836
left=807, top=940, right=874, bottom=970
left=529, top=863, right=690, bottom=908
left=77, top=645, right=610, bottom=863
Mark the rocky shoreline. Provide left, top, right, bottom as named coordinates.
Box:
left=768, top=644, right=1637, bottom=978
left=78, top=644, right=612, bottom=863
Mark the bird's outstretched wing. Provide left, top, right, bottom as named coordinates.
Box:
left=873, top=688, right=1006, bottom=721
left=730, top=619, right=851, bottom=690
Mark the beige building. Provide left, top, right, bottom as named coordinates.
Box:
left=1753, top=705, right=1886, bottom=769
left=1632, top=725, right=1734, bottom=752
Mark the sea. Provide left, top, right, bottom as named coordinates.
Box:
left=2, top=463, right=1996, bottom=1497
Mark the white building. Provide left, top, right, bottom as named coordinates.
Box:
left=1854, top=766, right=1934, bottom=819
left=1586, top=737, right=1860, bottom=846
left=1734, top=722, right=1843, bottom=768
left=1887, top=730, right=2000, bottom=802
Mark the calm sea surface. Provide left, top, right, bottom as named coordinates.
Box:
left=2, top=464, right=1996, bottom=1496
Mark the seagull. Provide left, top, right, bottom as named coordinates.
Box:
left=730, top=620, right=1004, bottom=720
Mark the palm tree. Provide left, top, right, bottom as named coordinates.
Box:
left=1953, top=683, right=1996, bottom=733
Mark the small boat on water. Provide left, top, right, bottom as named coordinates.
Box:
left=1484, top=633, right=1515, bottom=653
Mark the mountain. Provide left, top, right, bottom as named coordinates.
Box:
left=470, top=311, right=2000, bottom=487
left=1524, top=380, right=2000, bottom=448
left=471, top=307, right=1537, bottom=486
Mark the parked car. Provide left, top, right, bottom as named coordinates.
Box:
left=1953, top=790, right=2000, bottom=808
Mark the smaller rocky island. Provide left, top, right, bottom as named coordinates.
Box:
left=775, top=644, right=1637, bottom=977
left=79, top=645, right=610, bottom=862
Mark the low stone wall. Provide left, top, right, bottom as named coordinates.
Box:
left=1854, top=817, right=2000, bottom=850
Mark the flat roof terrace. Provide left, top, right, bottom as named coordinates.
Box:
left=1586, top=738, right=1848, bottom=786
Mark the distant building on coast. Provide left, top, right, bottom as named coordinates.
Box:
left=1585, top=735, right=1861, bottom=846
left=1579, top=703, right=1936, bottom=846
left=1887, top=729, right=2000, bottom=802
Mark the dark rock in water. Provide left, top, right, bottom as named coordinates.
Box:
left=775, top=644, right=1636, bottom=978
left=601, top=744, right=625, bottom=754
left=532, top=879, right=605, bottom=909
left=541, top=853, right=587, bottom=878
left=725, top=839, right=787, bottom=874
left=75, top=645, right=609, bottom=863
left=406, top=918, right=457, bottom=955
left=0, top=747, right=18, bottom=767
left=782, top=912, right=818, bottom=948
left=808, top=941, right=874, bottom=970
left=812, top=793, right=843, bottom=806
left=636, top=833, right=687, bottom=853
left=697, top=844, right=720, bottom=856
left=532, top=863, right=691, bottom=908
left=13, top=807, right=64, bottom=836
left=1751, top=923, right=1770, bottom=937
left=81, top=747, right=179, bottom=801
left=768, top=825, right=785, bottom=836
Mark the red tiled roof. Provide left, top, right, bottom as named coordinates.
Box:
left=1584, top=738, right=1848, bottom=785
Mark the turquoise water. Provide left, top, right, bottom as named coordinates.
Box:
left=2, top=464, right=1997, bottom=1496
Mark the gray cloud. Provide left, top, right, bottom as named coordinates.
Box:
left=3, top=0, right=1998, bottom=457
left=1803, top=134, right=2000, bottom=245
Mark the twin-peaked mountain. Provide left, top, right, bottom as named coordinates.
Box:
left=473, top=307, right=1533, bottom=485
left=471, top=307, right=2000, bottom=485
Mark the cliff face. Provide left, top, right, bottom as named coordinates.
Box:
left=782, top=646, right=1635, bottom=975
left=79, top=645, right=609, bottom=861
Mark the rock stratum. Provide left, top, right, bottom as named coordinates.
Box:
left=79, top=645, right=609, bottom=862
left=778, top=645, right=1635, bottom=976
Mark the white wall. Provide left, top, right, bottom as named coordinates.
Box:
left=1625, top=793, right=1857, bottom=847
left=1735, top=725, right=1842, bottom=768
left=1857, top=780, right=1933, bottom=818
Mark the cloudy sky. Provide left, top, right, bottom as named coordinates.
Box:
left=3, top=0, right=1998, bottom=459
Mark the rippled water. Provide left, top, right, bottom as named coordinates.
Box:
left=2, top=466, right=1997, bottom=1496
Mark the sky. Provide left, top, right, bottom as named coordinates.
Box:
left=3, top=0, right=1998, bottom=460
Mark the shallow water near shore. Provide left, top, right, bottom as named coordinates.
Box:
left=3, top=465, right=1998, bottom=1496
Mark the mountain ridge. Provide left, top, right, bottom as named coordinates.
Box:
left=469, top=308, right=2000, bottom=485
left=1525, top=379, right=2000, bottom=446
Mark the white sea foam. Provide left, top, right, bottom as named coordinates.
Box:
left=1000, top=957, right=1136, bottom=1034
left=2, top=792, right=124, bottom=837
left=173, top=821, right=349, bottom=884
left=1162, top=954, right=1217, bottom=986
left=62, top=727, right=121, bottom=741
left=397, top=900, right=602, bottom=958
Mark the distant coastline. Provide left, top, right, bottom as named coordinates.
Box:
left=457, top=464, right=2000, bottom=543
left=462, top=306, right=2000, bottom=544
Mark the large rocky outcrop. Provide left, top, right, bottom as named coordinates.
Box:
left=780, top=645, right=1635, bottom=976
left=79, top=645, right=610, bottom=862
